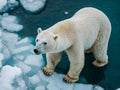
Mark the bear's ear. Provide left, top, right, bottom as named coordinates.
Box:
left=37, top=28, right=42, bottom=33
left=53, top=34, right=58, bottom=41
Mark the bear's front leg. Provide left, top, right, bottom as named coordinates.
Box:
left=43, top=53, right=61, bottom=76
left=64, top=46, right=85, bottom=83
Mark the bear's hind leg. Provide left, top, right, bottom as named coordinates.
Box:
left=92, top=44, right=108, bottom=67
left=64, top=45, right=85, bottom=83
left=92, top=23, right=111, bottom=67
left=43, top=53, right=61, bottom=76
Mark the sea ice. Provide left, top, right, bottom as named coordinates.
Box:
left=0, top=31, right=17, bottom=60
left=20, top=0, right=46, bottom=12
left=24, top=55, right=43, bottom=66
left=13, top=45, right=33, bottom=54
left=0, top=0, right=19, bottom=13
left=2, top=31, right=19, bottom=51
left=15, top=62, right=31, bottom=74
left=0, top=14, right=23, bottom=32
left=16, top=37, right=32, bottom=46
left=0, top=65, right=27, bottom=90
left=64, top=11, right=69, bottom=15
left=0, top=0, right=7, bottom=11
left=35, top=85, right=45, bottom=90
left=13, top=54, right=25, bottom=61
left=35, top=70, right=104, bottom=90
left=1, top=44, right=11, bottom=60
left=0, top=53, right=4, bottom=67
left=93, top=85, right=104, bottom=90
left=29, top=75, right=41, bottom=84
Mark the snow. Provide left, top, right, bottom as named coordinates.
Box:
left=20, top=0, right=46, bottom=12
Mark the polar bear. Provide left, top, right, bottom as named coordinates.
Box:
left=34, top=7, right=111, bottom=83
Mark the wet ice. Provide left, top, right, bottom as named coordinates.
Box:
left=20, top=0, right=46, bottom=12
left=0, top=65, right=27, bottom=90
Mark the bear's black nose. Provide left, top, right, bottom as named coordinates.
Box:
left=34, top=49, right=39, bottom=54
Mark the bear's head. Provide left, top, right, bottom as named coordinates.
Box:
left=34, top=28, right=58, bottom=55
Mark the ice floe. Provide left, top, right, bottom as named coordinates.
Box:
left=20, top=0, right=46, bottom=12
left=0, top=0, right=19, bottom=13
left=0, top=65, right=27, bottom=90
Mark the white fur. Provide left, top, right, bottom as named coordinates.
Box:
left=35, top=7, right=111, bottom=82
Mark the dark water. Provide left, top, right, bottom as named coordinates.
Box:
left=10, top=0, right=120, bottom=90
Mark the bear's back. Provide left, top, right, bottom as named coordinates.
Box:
left=73, top=7, right=106, bottom=19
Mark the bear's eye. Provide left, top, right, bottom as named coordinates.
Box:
left=43, top=42, right=47, bottom=45
left=36, top=39, right=39, bottom=42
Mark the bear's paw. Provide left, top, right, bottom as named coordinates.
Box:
left=42, top=67, right=54, bottom=76
left=63, top=74, right=78, bottom=83
left=92, top=60, right=108, bottom=67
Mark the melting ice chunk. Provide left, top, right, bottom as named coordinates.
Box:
left=16, top=37, right=32, bottom=46
left=0, top=14, right=23, bottom=32
left=35, top=85, right=45, bottom=90
left=29, top=75, right=41, bottom=84
left=13, top=45, right=34, bottom=54
left=36, top=71, right=104, bottom=90
left=16, top=62, right=31, bottom=74
left=0, top=0, right=7, bottom=11
left=2, top=31, right=19, bottom=51
left=0, top=53, right=4, bottom=67
left=64, top=11, right=69, bottom=15
left=93, top=85, right=104, bottom=90
left=24, top=55, right=43, bottom=66
left=0, top=0, right=19, bottom=13
left=0, top=65, right=27, bottom=90
left=20, top=0, right=46, bottom=12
